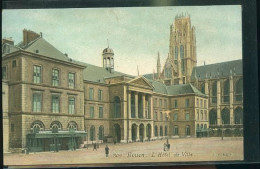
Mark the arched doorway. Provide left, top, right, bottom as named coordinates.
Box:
left=160, top=126, right=163, bottom=137
left=114, top=124, right=121, bottom=143
left=154, top=125, right=158, bottom=137
left=139, top=124, right=144, bottom=141
left=221, top=107, right=230, bottom=124
left=146, top=124, right=151, bottom=140
left=90, top=126, right=95, bottom=141
left=99, top=126, right=104, bottom=141
left=131, top=124, right=137, bottom=142
left=234, top=107, right=243, bottom=124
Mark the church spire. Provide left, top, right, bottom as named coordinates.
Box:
left=137, top=65, right=140, bottom=76
left=157, top=52, right=161, bottom=79
left=157, top=52, right=161, bottom=67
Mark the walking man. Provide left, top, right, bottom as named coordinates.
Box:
left=93, top=143, right=97, bottom=151
left=105, top=145, right=109, bottom=157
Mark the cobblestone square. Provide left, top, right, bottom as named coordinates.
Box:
left=4, top=137, right=243, bottom=166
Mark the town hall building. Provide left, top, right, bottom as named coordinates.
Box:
left=2, top=15, right=243, bottom=153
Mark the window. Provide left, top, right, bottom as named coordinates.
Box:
left=159, top=99, right=162, bottom=107
left=200, top=99, right=203, bottom=108
left=68, top=97, right=75, bottom=114
left=211, top=81, right=217, bottom=104
left=90, top=126, right=95, bottom=141
left=201, top=84, right=205, bottom=94
left=174, top=113, right=178, bottom=121
left=165, top=126, right=168, bottom=136
left=32, top=93, right=42, bottom=112
left=160, top=126, right=163, bottom=136
left=174, top=100, right=178, bottom=108
left=154, top=98, right=157, bottom=107
left=31, top=120, right=45, bottom=131
left=90, top=106, right=94, bottom=118
left=68, top=73, right=75, bottom=88
left=2, top=66, right=7, bottom=79
left=235, top=78, right=243, bottom=101
left=204, top=110, right=207, bottom=120
left=174, top=46, right=178, bottom=60
left=204, top=100, right=207, bottom=108
left=99, top=126, right=104, bottom=140
left=164, top=100, right=167, bottom=108
left=185, top=112, right=190, bottom=120
left=201, top=110, right=203, bottom=120
left=33, top=65, right=41, bottom=83
left=99, top=107, right=103, bottom=118
left=12, top=60, right=16, bottom=67
left=98, top=89, right=103, bottom=101
left=154, top=126, right=158, bottom=137
left=173, top=126, right=178, bottom=135
left=185, top=99, right=190, bottom=108
left=160, top=112, right=163, bottom=121
left=67, top=121, right=78, bottom=130
left=155, top=112, right=158, bottom=120
left=223, top=80, right=230, bottom=103
left=89, top=88, right=94, bottom=100
left=196, top=99, right=199, bottom=107
left=50, top=121, right=62, bottom=131
left=114, top=96, right=121, bottom=118
left=186, top=125, right=190, bottom=136
left=197, top=110, right=199, bottom=120
left=52, top=69, right=59, bottom=86
left=52, top=95, right=60, bottom=113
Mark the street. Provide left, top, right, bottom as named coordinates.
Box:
left=4, top=137, right=243, bottom=166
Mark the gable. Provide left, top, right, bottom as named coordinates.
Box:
left=128, top=76, right=153, bottom=89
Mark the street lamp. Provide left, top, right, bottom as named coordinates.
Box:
left=221, top=120, right=224, bottom=140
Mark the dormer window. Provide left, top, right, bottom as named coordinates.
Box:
left=35, top=49, right=39, bottom=53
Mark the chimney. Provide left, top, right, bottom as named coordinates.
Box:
left=2, top=37, right=14, bottom=46
left=23, top=29, right=40, bottom=46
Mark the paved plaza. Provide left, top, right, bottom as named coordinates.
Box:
left=4, top=137, right=243, bottom=166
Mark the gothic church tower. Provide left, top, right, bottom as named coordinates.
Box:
left=167, top=14, right=197, bottom=85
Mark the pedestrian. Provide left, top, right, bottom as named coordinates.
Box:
left=105, top=145, right=109, bottom=157
left=93, top=143, right=97, bottom=151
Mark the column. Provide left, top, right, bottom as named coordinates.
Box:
left=217, top=79, right=221, bottom=125
left=128, top=92, right=131, bottom=119
left=142, top=94, right=146, bottom=118
left=229, top=77, right=234, bottom=124
left=123, top=86, right=127, bottom=119
left=136, top=125, right=140, bottom=141
left=149, top=95, right=153, bottom=119
left=128, top=123, right=132, bottom=142
left=144, top=124, right=147, bottom=141
left=205, top=80, right=209, bottom=95
left=135, top=92, right=138, bottom=118
left=151, top=122, right=154, bottom=139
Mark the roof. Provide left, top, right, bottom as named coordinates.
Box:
left=143, top=73, right=158, bottom=80
left=191, top=59, right=242, bottom=81
left=147, top=79, right=168, bottom=95
left=72, top=60, right=134, bottom=84
left=4, top=35, right=205, bottom=97
left=167, top=83, right=207, bottom=97
left=19, top=37, right=70, bottom=62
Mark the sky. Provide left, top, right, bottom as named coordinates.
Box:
left=2, top=6, right=242, bottom=76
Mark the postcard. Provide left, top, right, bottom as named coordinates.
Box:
left=2, top=5, right=244, bottom=166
